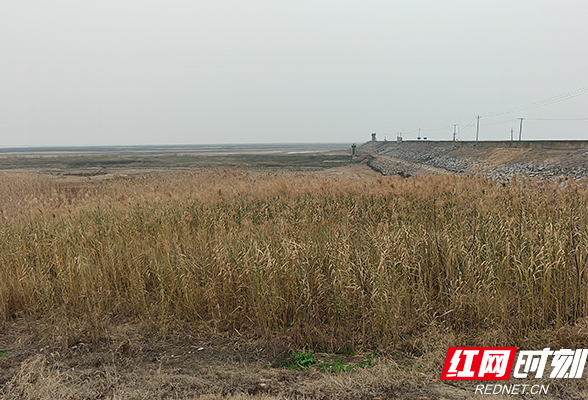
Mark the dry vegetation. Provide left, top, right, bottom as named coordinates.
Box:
left=1, top=170, right=588, bottom=398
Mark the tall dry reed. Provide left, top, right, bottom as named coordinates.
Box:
left=1, top=171, right=587, bottom=351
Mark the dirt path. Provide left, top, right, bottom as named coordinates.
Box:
left=314, top=162, right=380, bottom=179
left=369, top=155, right=452, bottom=177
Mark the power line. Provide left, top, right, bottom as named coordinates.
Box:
left=481, top=85, right=588, bottom=117
left=480, top=118, right=518, bottom=127
left=460, top=117, right=477, bottom=133
left=394, top=85, right=588, bottom=140
left=420, top=124, right=455, bottom=132
left=525, top=117, right=588, bottom=121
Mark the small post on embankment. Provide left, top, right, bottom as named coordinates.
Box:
left=518, top=118, right=524, bottom=141
left=476, top=115, right=481, bottom=141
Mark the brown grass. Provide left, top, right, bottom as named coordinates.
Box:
left=1, top=170, right=588, bottom=354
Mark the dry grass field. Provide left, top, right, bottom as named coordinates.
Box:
left=1, top=164, right=588, bottom=399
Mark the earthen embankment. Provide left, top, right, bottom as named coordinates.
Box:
left=360, top=140, right=588, bottom=179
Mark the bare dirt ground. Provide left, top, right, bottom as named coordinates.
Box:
left=2, top=319, right=586, bottom=399
left=0, top=319, right=475, bottom=400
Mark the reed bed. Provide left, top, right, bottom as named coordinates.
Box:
left=1, top=171, right=587, bottom=351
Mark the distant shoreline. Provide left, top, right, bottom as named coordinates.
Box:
left=0, top=143, right=351, bottom=156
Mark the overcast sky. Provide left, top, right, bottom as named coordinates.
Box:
left=1, top=1, right=588, bottom=146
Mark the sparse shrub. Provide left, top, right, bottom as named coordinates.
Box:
left=289, top=351, right=316, bottom=370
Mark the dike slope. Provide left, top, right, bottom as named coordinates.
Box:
left=360, top=140, right=588, bottom=179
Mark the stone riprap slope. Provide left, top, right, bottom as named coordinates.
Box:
left=361, top=140, right=588, bottom=179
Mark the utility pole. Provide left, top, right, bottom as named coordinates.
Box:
left=453, top=124, right=457, bottom=141
left=476, top=115, right=481, bottom=141
left=518, top=118, right=524, bottom=141
left=510, top=128, right=514, bottom=141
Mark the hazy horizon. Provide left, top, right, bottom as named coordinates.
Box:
left=2, top=1, right=588, bottom=146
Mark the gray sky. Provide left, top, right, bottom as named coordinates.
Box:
left=1, top=1, right=588, bottom=146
